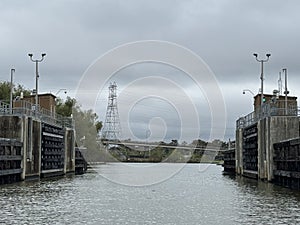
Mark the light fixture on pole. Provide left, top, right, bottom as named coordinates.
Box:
left=242, top=89, right=255, bottom=96
left=28, top=53, right=46, bottom=112
left=55, top=88, right=67, bottom=96
left=253, top=53, right=271, bottom=107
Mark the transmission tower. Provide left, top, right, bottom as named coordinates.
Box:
left=102, top=82, right=121, bottom=141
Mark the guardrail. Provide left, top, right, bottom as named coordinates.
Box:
left=237, top=100, right=299, bottom=129
left=0, top=100, right=74, bottom=128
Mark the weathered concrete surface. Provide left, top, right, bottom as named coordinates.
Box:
left=0, top=116, right=41, bottom=180
left=64, top=128, right=75, bottom=173
left=25, top=118, right=41, bottom=179
left=266, top=116, right=299, bottom=181
left=0, top=115, right=76, bottom=182
left=257, top=120, right=266, bottom=179
left=236, top=116, right=299, bottom=181
left=235, top=128, right=243, bottom=175
left=0, top=116, right=22, bottom=139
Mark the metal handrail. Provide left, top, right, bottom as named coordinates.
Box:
left=237, top=100, right=299, bottom=129
left=0, top=101, right=10, bottom=114
left=0, top=99, right=73, bottom=128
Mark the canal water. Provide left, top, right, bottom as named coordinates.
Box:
left=1, top=163, right=300, bottom=225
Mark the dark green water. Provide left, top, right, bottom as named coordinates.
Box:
left=1, top=163, right=300, bottom=224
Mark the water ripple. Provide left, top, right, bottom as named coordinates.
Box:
left=0, top=164, right=300, bottom=224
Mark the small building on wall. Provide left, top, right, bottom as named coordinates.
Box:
left=253, top=93, right=297, bottom=117
left=14, top=93, right=57, bottom=114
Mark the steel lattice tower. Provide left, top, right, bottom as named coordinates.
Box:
left=102, top=82, right=121, bottom=141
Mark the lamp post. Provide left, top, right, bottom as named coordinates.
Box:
left=282, top=68, right=289, bottom=115
left=28, top=53, right=46, bottom=112
left=10, top=68, right=15, bottom=114
left=242, top=89, right=255, bottom=96
left=253, top=53, right=271, bottom=108
left=55, top=88, right=67, bottom=96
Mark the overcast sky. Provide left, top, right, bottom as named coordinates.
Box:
left=1, top=0, right=300, bottom=142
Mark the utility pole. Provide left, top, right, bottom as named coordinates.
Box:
left=282, top=68, right=289, bottom=115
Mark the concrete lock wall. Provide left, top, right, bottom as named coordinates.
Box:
left=257, top=119, right=266, bottom=180
left=0, top=116, right=23, bottom=139
left=0, top=116, right=25, bottom=180
left=0, top=116, right=42, bottom=180
left=236, top=116, right=299, bottom=181
left=0, top=115, right=76, bottom=181
left=64, top=128, right=75, bottom=173
left=257, top=116, right=299, bottom=181
left=25, top=118, right=41, bottom=179
left=235, top=128, right=243, bottom=175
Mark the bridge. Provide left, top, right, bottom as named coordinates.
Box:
left=102, top=140, right=231, bottom=152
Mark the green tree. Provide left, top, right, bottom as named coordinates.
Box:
left=56, top=96, right=76, bottom=117
left=170, top=139, right=178, bottom=146
left=55, top=97, right=103, bottom=146
left=14, top=84, right=31, bottom=98
left=0, top=82, right=10, bottom=102
left=0, top=81, right=31, bottom=102
left=191, top=139, right=208, bottom=148
left=95, top=121, right=103, bottom=133
left=72, top=106, right=104, bottom=161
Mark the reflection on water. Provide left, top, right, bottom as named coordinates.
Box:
left=0, top=164, right=300, bottom=225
